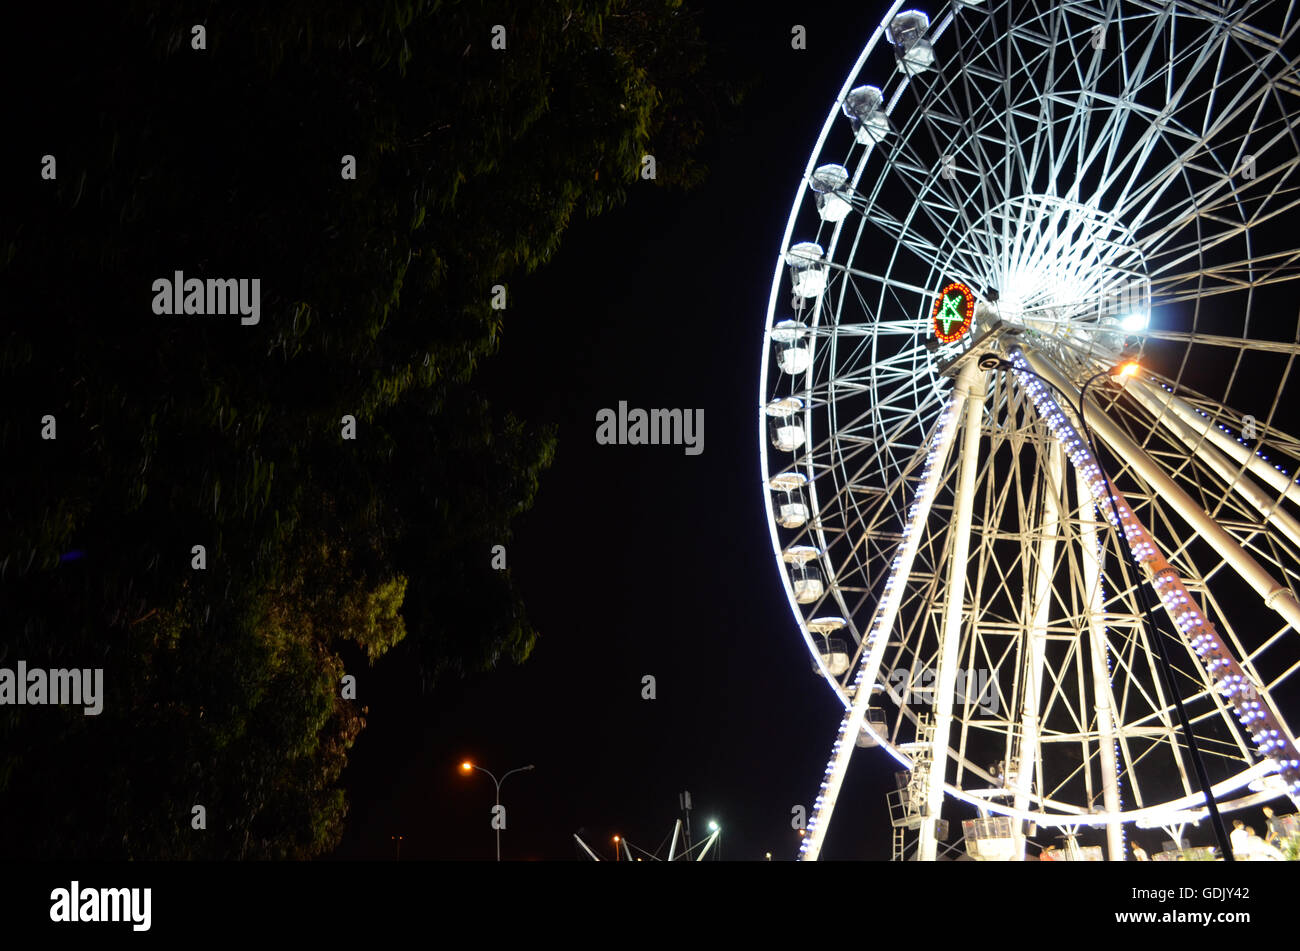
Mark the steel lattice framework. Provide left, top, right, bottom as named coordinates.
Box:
left=758, top=0, right=1300, bottom=861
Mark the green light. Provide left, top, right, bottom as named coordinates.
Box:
left=937, top=293, right=963, bottom=334
left=932, top=281, right=975, bottom=343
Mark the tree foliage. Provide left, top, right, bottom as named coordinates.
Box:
left=0, top=0, right=722, bottom=857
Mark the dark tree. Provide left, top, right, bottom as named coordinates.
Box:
left=0, top=0, right=727, bottom=857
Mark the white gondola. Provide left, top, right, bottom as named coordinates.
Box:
left=820, top=640, right=850, bottom=676
left=771, top=318, right=812, bottom=375
left=962, top=816, right=1017, bottom=861
left=808, top=164, right=852, bottom=222
left=769, top=471, right=810, bottom=529
left=887, top=11, right=935, bottom=72
left=856, top=707, right=888, bottom=747
left=765, top=397, right=806, bottom=452
left=807, top=617, right=850, bottom=676
left=785, top=242, right=828, bottom=298
left=841, top=87, right=891, bottom=144
left=783, top=544, right=824, bottom=603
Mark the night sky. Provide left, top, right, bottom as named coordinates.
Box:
left=331, top=2, right=898, bottom=862
left=325, top=0, right=1300, bottom=865
left=4, top=1, right=1296, bottom=896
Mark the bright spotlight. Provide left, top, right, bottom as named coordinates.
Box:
left=1119, top=312, right=1148, bottom=332
left=708, top=820, right=719, bottom=832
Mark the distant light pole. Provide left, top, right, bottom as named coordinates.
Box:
left=390, top=833, right=403, bottom=861
left=460, top=761, right=534, bottom=861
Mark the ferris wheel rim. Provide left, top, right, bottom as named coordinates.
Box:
left=761, top=0, right=1300, bottom=849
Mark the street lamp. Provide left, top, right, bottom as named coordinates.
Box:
left=459, top=760, right=535, bottom=861
left=977, top=351, right=1233, bottom=861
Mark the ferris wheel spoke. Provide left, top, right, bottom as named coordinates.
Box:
left=833, top=261, right=937, bottom=307
left=811, top=321, right=922, bottom=337
left=1096, top=11, right=1248, bottom=220
left=791, top=400, right=946, bottom=540
left=893, top=41, right=1003, bottom=268
left=941, top=23, right=1014, bottom=251
left=1114, top=66, right=1300, bottom=239
left=1146, top=245, right=1300, bottom=301
left=841, top=166, right=989, bottom=281
left=1062, top=9, right=1180, bottom=211
left=1137, top=166, right=1300, bottom=283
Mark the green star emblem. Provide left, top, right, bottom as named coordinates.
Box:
left=937, top=292, right=963, bottom=334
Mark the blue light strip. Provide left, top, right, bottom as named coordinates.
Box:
left=1010, top=346, right=1300, bottom=800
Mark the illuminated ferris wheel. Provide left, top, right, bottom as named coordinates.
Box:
left=758, top=0, right=1300, bottom=861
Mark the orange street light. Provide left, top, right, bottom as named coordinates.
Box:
left=459, top=762, right=535, bottom=860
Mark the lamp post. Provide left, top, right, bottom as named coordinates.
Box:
left=460, top=761, right=534, bottom=861
left=977, top=352, right=1233, bottom=861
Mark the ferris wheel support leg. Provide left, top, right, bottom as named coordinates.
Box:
left=1016, top=345, right=1300, bottom=808
left=1019, top=348, right=1300, bottom=637
left=798, top=394, right=965, bottom=861
left=919, top=360, right=988, bottom=862
left=1079, top=470, right=1126, bottom=861
left=1125, top=379, right=1300, bottom=552
left=1011, top=441, right=1064, bottom=861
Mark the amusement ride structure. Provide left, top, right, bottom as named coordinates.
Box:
left=759, top=0, right=1300, bottom=860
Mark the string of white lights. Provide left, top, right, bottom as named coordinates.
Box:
left=799, top=394, right=962, bottom=860
left=1009, top=346, right=1300, bottom=800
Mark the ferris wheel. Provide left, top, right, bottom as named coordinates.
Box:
left=759, top=0, right=1300, bottom=861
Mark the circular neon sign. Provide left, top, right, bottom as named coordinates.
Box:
left=932, top=282, right=975, bottom=343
